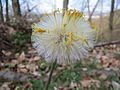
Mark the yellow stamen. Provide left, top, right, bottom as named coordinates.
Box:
left=64, top=24, right=67, bottom=27
left=32, top=24, right=47, bottom=34
left=66, top=41, right=72, bottom=46
left=53, top=10, right=60, bottom=15
left=89, top=23, right=98, bottom=42
left=66, top=9, right=83, bottom=19
left=66, top=32, right=73, bottom=46
left=90, top=23, right=97, bottom=29
left=33, top=29, right=46, bottom=34
left=66, top=32, right=90, bottom=47
left=34, top=29, right=46, bottom=33
left=69, top=32, right=73, bottom=41
left=75, top=36, right=90, bottom=47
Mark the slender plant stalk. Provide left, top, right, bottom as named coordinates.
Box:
left=44, top=59, right=57, bottom=90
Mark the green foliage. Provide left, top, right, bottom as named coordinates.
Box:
left=99, top=85, right=108, bottom=90
left=30, top=80, right=44, bottom=90
left=107, top=75, right=120, bottom=84
left=107, top=75, right=117, bottom=81
left=49, top=67, right=82, bottom=89
left=11, top=31, right=31, bottom=52
left=11, top=31, right=31, bottom=46
left=40, top=62, right=51, bottom=71
left=85, top=58, right=99, bottom=69
left=50, top=80, right=70, bottom=90
left=4, top=63, right=16, bottom=68
left=90, top=84, right=96, bottom=90
left=114, top=53, right=120, bottom=60
left=53, top=62, right=83, bottom=87
left=0, top=82, right=2, bottom=87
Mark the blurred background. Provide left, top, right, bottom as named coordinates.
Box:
left=0, top=0, right=120, bottom=90
left=0, top=0, right=120, bottom=41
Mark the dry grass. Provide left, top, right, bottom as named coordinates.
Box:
left=92, top=10, right=120, bottom=42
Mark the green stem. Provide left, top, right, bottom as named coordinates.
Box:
left=44, top=59, right=57, bottom=90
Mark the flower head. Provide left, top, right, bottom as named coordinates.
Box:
left=31, top=9, right=97, bottom=64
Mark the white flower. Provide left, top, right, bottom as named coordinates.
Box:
left=31, top=9, right=97, bottom=64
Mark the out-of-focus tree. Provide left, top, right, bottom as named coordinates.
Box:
left=109, top=0, right=115, bottom=40
left=99, top=0, right=103, bottom=40
left=12, top=0, right=21, bottom=19
left=114, top=0, right=120, bottom=29
left=87, top=0, right=90, bottom=17
left=115, top=0, right=120, bottom=9
left=6, top=0, right=9, bottom=22
left=0, top=0, right=4, bottom=22
left=88, top=0, right=100, bottom=23
left=63, top=0, right=69, bottom=10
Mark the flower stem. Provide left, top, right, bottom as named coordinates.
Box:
left=44, top=59, right=57, bottom=90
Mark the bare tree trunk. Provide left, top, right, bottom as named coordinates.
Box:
left=87, top=0, right=90, bottom=17
left=12, top=0, right=21, bottom=19
left=81, top=0, right=86, bottom=12
left=88, top=0, right=100, bottom=22
left=63, top=0, right=69, bottom=11
left=6, top=0, right=9, bottom=22
left=115, top=0, right=120, bottom=9
left=0, top=0, right=4, bottom=22
left=109, top=0, right=115, bottom=40
left=99, top=0, right=103, bottom=40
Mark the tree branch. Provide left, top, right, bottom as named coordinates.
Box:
left=85, top=69, right=120, bottom=76
left=94, top=40, right=120, bottom=48
left=0, top=70, right=31, bottom=82
left=88, top=0, right=100, bottom=22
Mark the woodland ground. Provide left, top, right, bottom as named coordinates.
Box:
left=0, top=23, right=120, bottom=90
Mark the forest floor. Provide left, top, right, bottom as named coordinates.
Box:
left=0, top=24, right=120, bottom=90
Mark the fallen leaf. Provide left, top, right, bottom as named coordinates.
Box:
left=22, top=82, right=32, bottom=90
left=18, top=52, right=26, bottom=62
left=33, top=56, right=40, bottom=61
left=82, top=68, right=88, bottom=71
left=70, top=82, right=77, bottom=87
left=81, top=80, right=91, bottom=87
left=19, top=68, right=28, bottom=73
left=11, top=60, right=18, bottom=64
left=26, top=64, right=38, bottom=72
left=32, top=71, right=41, bottom=77
left=99, top=74, right=107, bottom=79
left=0, top=83, right=10, bottom=90
left=18, top=64, right=26, bottom=68
left=2, top=50, right=12, bottom=56
left=91, top=79, right=100, bottom=88
left=101, top=55, right=109, bottom=60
